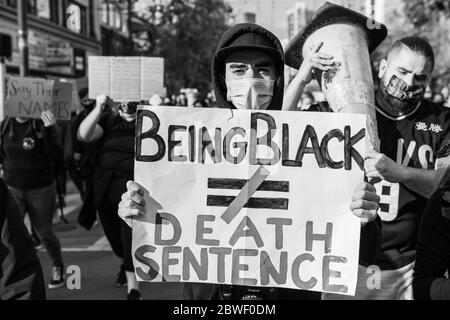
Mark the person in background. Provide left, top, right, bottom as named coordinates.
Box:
left=0, top=111, right=65, bottom=290
left=424, top=84, right=433, bottom=100
left=413, top=166, right=450, bottom=300
left=0, top=177, right=46, bottom=300
left=149, top=94, right=163, bottom=107
left=78, top=96, right=141, bottom=300
left=297, top=92, right=315, bottom=111
left=177, top=93, right=187, bottom=106
left=193, top=99, right=208, bottom=108
left=163, top=97, right=174, bottom=106
left=432, top=93, right=445, bottom=106
left=440, top=85, right=449, bottom=102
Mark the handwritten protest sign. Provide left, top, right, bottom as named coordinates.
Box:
left=4, top=76, right=73, bottom=120
left=133, top=106, right=367, bottom=296
left=88, top=56, right=164, bottom=101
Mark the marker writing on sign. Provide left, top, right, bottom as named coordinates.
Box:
left=134, top=213, right=347, bottom=294
left=135, top=110, right=365, bottom=170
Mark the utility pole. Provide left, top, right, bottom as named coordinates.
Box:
left=0, top=56, right=6, bottom=121
left=128, top=0, right=134, bottom=55
left=17, top=0, right=29, bottom=76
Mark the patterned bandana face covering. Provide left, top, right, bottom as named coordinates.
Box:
left=377, top=74, right=425, bottom=121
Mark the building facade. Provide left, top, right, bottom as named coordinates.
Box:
left=0, top=0, right=139, bottom=91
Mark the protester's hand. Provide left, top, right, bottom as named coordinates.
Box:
left=365, top=150, right=405, bottom=183
left=350, top=182, right=380, bottom=226
left=95, top=94, right=111, bottom=112
left=118, top=181, right=147, bottom=222
left=40, top=110, right=56, bottom=127
left=298, top=41, right=336, bottom=83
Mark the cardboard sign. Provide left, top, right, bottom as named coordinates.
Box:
left=133, top=106, right=368, bottom=296
left=4, top=76, right=73, bottom=120
left=58, top=78, right=81, bottom=113
left=88, top=56, right=164, bottom=101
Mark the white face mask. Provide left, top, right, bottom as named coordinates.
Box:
left=226, top=78, right=274, bottom=110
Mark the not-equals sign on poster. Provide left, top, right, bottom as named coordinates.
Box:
left=206, top=166, right=290, bottom=224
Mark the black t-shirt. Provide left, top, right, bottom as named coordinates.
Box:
left=1, top=119, right=55, bottom=189
left=96, top=112, right=135, bottom=173
left=375, top=100, right=450, bottom=269
left=413, top=186, right=450, bottom=300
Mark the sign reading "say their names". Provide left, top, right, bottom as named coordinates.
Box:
left=5, top=76, right=73, bottom=120
left=132, top=106, right=368, bottom=296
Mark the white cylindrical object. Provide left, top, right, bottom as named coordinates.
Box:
left=303, top=23, right=380, bottom=151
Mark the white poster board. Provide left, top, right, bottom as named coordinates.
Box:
left=88, top=56, right=164, bottom=101
left=133, top=106, right=368, bottom=296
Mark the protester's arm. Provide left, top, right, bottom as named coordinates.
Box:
left=282, top=42, right=335, bottom=111
left=350, top=180, right=382, bottom=266
left=40, top=111, right=60, bottom=166
left=365, top=150, right=450, bottom=199
left=78, top=94, right=109, bottom=143
left=413, top=190, right=450, bottom=300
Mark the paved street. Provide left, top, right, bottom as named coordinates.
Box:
left=38, top=182, right=184, bottom=300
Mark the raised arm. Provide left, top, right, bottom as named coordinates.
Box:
left=78, top=94, right=110, bottom=143
left=282, top=42, right=335, bottom=111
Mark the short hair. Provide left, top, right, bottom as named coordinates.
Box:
left=387, top=36, right=435, bottom=72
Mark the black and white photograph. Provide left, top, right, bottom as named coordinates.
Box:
left=0, top=0, right=449, bottom=311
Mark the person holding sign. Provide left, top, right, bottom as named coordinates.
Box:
left=118, top=23, right=381, bottom=300
left=0, top=111, right=65, bottom=290
left=284, top=17, right=450, bottom=299
left=77, top=96, right=142, bottom=300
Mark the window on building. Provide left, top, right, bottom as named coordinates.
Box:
left=5, top=0, right=59, bottom=23
left=101, top=0, right=109, bottom=25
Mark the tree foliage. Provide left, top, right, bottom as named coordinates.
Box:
left=133, top=0, right=232, bottom=95
left=403, top=0, right=450, bottom=86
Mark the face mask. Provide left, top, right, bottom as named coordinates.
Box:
left=120, top=102, right=138, bottom=115
left=377, top=74, right=425, bottom=120
left=226, top=78, right=274, bottom=110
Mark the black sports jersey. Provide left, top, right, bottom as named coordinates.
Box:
left=374, top=100, right=450, bottom=270
left=308, top=100, right=450, bottom=270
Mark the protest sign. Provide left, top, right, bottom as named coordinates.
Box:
left=58, top=78, right=81, bottom=113
left=133, top=106, right=367, bottom=296
left=4, top=76, right=73, bottom=120
left=88, top=56, right=164, bottom=101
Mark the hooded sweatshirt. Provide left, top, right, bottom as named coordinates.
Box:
left=184, top=23, right=309, bottom=301
left=211, top=23, right=285, bottom=110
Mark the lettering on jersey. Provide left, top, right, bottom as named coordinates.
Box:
left=429, top=124, right=443, bottom=134
left=415, top=122, right=443, bottom=134
left=375, top=138, right=434, bottom=221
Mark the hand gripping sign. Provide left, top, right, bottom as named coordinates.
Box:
left=132, top=106, right=368, bottom=296
left=285, top=2, right=388, bottom=151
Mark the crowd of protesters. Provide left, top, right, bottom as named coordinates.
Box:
left=1, top=10, right=450, bottom=301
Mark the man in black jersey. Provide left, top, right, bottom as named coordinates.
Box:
left=285, top=35, right=450, bottom=299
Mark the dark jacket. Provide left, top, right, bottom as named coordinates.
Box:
left=413, top=169, right=450, bottom=300
left=186, top=23, right=292, bottom=300
left=211, top=23, right=285, bottom=111
left=0, top=118, right=60, bottom=190
left=0, top=178, right=46, bottom=300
